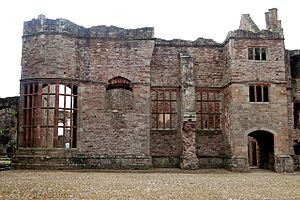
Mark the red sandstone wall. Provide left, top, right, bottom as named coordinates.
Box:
left=223, top=36, right=289, bottom=158
left=150, top=42, right=226, bottom=161
left=20, top=17, right=155, bottom=158
left=78, top=39, right=155, bottom=155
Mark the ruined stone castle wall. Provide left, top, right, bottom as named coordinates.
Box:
left=149, top=40, right=226, bottom=167
left=18, top=15, right=155, bottom=168
left=79, top=38, right=154, bottom=157
left=15, top=9, right=299, bottom=171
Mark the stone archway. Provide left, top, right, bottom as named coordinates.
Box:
left=248, top=131, right=274, bottom=170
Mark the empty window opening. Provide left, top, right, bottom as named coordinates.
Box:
left=21, top=82, right=78, bottom=148
left=249, top=84, right=269, bottom=102
left=248, top=47, right=268, bottom=61
left=294, top=103, right=300, bottom=129
left=249, top=86, right=255, bottom=102
left=256, top=86, right=262, bottom=102
left=263, top=86, right=269, bottom=102
left=196, top=89, right=222, bottom=130
left=151, top=88, right=178, bottom=130
left=290, top=55, right=300, bottom=78
left=294, top=142, right=300, bottom=155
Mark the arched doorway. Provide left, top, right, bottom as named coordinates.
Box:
left=248, top=131, right=274, bottom=170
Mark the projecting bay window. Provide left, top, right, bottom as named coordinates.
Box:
left=21, top=81, right=78, bottom=148
left=249, top=84, right=269, bottom=102
left=151, top=88, right=178, bottom=130
left=196, top=89, right=222, bottom=130
left=248, top=47, right=268, bottom=61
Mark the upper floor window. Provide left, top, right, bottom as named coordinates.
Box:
left=249, top=84, right=269, bottom=102
left=248, top=47, right=267, bottom=61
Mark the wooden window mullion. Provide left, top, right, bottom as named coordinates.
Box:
left=63, top=85, right=66, bottom=147
left=156, top=91, right=158, bottom=129
left=70, top=86, right=73, bottom=148
left=200, top=91, right=203, bottom=129
left=213, top=91, right=216, bottom=129
left=169, top=91, right=172, bottom=129
left=36, top=83, right=42, bottom=147
left=46, top=84, right=50, bottom=147
left=25, top=85, right=30, bottom=147
left=163, top=91, right=165, bottom=129
left=207, top=91, right=209, bottom=129
left=53, top=83, right=59, bottom=147
left=30, top=84, right=35, bottom=147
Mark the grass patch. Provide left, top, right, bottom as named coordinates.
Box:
left=0, top=160, right=11, bottom=165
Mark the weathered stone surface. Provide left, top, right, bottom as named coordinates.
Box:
left=10, top=8, right=300, bottom=172
left=180, top=121, right=199, bottom=169
left=239, top=14, right=260, bottom=33
left=0, top=97, right=19, bottom=155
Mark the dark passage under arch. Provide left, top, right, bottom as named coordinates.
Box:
left=248, top=131, right=274, bottom=170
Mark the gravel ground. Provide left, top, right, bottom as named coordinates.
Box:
left=0, top=169, right=300, bottom=200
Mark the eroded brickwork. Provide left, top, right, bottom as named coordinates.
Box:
left=13, top=9, right=299, bottom=171
left=0, top=97, right=19, bottom=155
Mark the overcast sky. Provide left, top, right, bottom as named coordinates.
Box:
left=0, top=0, right=299, bottom=98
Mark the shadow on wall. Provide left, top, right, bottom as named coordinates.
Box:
left=0, top=97, right=19, bottom=156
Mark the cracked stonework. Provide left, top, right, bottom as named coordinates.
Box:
left=180, top=121, right=199, bottom=170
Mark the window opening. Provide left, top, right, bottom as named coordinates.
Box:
left=249, top=85, right=269, bottom=103
left=151, top=88, right=177, bottom=130
left=21, top=82, right=77, bottom=148
left=294, top=103, right=300, bottom=129
left=196, top=89, right=222, bottom=130
left=248, top=47, right=268, bottom=61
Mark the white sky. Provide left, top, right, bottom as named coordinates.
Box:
left=0, top=0, right=299, bottom=98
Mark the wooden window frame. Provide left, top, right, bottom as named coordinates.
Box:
left=196, top=88, right=222, bottom=130
left=21, top=81, right=78, bottom=148
left=151, top=88, right=178, bottom=130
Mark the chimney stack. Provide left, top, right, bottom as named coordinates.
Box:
left=265, top=8, right=283, bottom=35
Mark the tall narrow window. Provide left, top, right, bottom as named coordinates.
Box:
left=249, top=86, right=255, bottom=102
left=21, top=82, right=78, bottom=148
left=256, top=86, right=262, bottom=102
left=248, top=47, right=268, bottom=61
left=22, top=83, right=38, bottom=147
left=263, top=86, right=269, bottom=102
left=196, top=89, right=222, bottom=130
left=255, top=48, right=261, bottom=60
left=248, top=48, right=254, bottom=60
left=249, top=84, right=269, bottom=102
left=151, top=88, right=177, bottom=130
